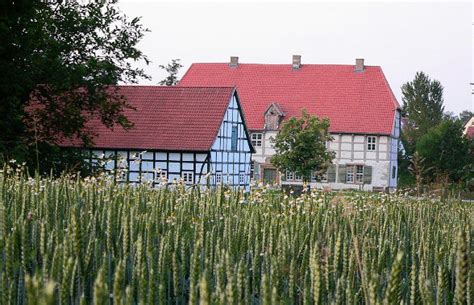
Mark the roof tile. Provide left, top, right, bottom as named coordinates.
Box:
left=179, top=63, right=399, bottom=135
left=63, top=86, right=234, bottom=151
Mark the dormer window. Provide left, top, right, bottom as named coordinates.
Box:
left=264, top=103, right=284, bottom=131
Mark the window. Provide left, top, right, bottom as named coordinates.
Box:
left=311, top=171, right=328, bottom=182
left=239, top=173, right=246, bottom=185
left=355, top=165, right=364, bottom=183
left=392, top=166, right=397, bottom=179
left=251, top=133, right=263, bottom=147
left=231, top=125, right=238, bottom=151
left=285, top=171, right=303, bottom=181
left=367, top=136, right=377, bottom=151
left=346, top=166, right=354, bottom=183
left=250, top=162, right=254, bottom=178
left=182, top=171, right=194, bottom=184
left=320, top=171, right=328, bottom=183
left=346, top=165, right=364, bottom=184
left=157, top=170, right=167, bottom=181
left=216, top=172, right=222, bottom=184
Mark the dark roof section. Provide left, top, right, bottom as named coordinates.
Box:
left=62, top=86, right=236, bottom=151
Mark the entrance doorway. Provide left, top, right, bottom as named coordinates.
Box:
left=263, top=168, right=277, bottom=184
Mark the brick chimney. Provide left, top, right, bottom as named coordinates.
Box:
left=229, top=56, right=239, bottom=67
left=292, top=55, right=301, bottom=69
left=355, top=58, right=365, bottom=72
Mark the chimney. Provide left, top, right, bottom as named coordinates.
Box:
left=229, top=56, right=239, bottom=67
left=292, top=55, right=301, bottom=69
left=355, top=58, right=365, bottom=72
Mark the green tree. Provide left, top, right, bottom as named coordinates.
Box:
left=158, top=59, right=183, bottom=86
left=270, top=110, right=335, bottom=183
left=459, top=110, right=473, bottom=125
left=0, top=0, right=149, bottom=171
left=416, top=119, right=473, bottom=183
left=401, top=72, right=445, bottom=155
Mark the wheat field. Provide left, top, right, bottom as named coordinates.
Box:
left=0, top=169, right=472, bottom=304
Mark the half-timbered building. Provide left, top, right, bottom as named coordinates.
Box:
left=62, top=86, right=254, bottom=190
left=180, top=56, right=401, bottom=191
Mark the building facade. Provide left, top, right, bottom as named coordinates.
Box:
left=250, top=112, right=400, bottom=191
left=180, top=56, right=401, bottom=191
left=63, top=86, right=254, bottom=190
left=463, top=116, right=474, bottom=139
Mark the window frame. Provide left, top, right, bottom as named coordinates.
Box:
left=215, top=172, right=222, bottom=184
left=346, top=165, right=365, bottom=184
left=311, top=170, right=328, bottom=182
left=158, top=170, right=168, bottom=180
left=367, top=136, right=377, bottom=151
left=355, top=165, right=364, bottom=183
left=346, top=165, right=355, bottom=183
left=251, top=133, right=263, bottom=148
left=239, top=173, right=246, bottom=185
left=231, top=125, right=238, bottom=151
left=181, top=171, right=194, bottom=184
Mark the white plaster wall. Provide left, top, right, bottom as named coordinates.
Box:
left=252, top=130, right=397, bottom=190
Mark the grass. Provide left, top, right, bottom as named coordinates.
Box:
left=0, top=168, right=472, bottom=304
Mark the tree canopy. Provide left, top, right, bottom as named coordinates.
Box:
left=270, top=111, right=334, bottom=182
left=158, top=59, right=183, bottom=86
left=0, top=0, right=149, bottom=170
left=401, top=71, right=445, bottom=155
left=416, top=119, right=473, bottom=183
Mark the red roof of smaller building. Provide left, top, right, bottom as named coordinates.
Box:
left=466, top=126, right=474, bottom=139
left=62, top=86, right=236, bottom=151
left=180, top=63, right=400, bottom=135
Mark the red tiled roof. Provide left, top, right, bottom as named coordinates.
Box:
left=466, top=126, right=474, bottom=139
left=62, top=86, right=235, bottom=151
left=180, top=63, right=400, bottom=135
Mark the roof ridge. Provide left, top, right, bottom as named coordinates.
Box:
left=191, top=62, right=381, bottom=68
left=180, top=61, right=398, bottom=135
left=115, top=85, right=235, bottom=89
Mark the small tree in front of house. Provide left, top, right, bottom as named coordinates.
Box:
left=271, top=110, right=335, bottom=183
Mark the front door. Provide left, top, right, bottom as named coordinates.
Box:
left=263, top=168, right=277, bottom=184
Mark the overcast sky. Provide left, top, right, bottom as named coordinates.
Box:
left=119, top=1, right=473, bottom=114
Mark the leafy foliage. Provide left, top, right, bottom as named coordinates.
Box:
left=158, top=59, right=183, bottom=86
left=416, top=119, right=473, bottom=183
left=401, top=71, right=445, bottom=155
left=0, top=171, right=472, bottom=304
left=0, top=0, right=149, bottom=171
left=398, top=72, right=473, bottom=187
left=271, top=111, right=335, bottom=182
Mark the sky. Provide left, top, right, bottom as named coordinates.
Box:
left=118, top=0, right=473, bottom=114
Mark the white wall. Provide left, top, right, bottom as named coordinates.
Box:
left=251, top=130, right=399, bottom=191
